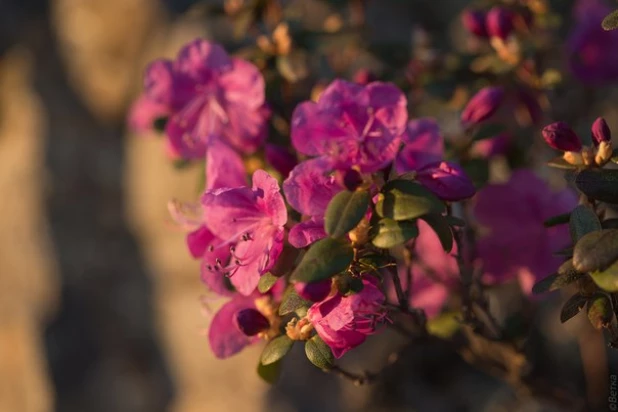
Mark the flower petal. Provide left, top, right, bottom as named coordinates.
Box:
left=283, top=158, right=342, bottom=216
left=206, top=138, right=247, bottom=191
left=288, top=218, right=328, bottom=248
left=252, top=170, right=288, bottom=228
left=208, top=296, right=256, bottom=359
left=416, top=162, right=476, bottom=201
left=396, top=118, right=444, bottom=172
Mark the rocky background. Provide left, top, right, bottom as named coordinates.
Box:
left=0, top=0, right=613, bottom=411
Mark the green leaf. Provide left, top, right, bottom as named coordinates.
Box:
left=257, top=360, right=282, bottom=384
left=532, top=264, right=583, bottom=294
left=543, top=212, right=571, bottom=228
left=587, top=293, right=614, bottom=330
left=574, top=169, right=618, bottom=204
left=420, top=214, right=453, bottom=253
left=461, top=158, right=489, bottom=188
left=324, top=190, right=370, bottom=238
left=547, top=156, right=578, bottom=170
left=278, top=286, right=311, bottom=316
left=258, top=273, right=279, bottom=294
left=371, top=218, right=419, bottom=249
left=590, top=260, right=618, bottom=292
left=375, top=180, right=445, bottom=221
left=290, top=238, right=354, bottom=283
left=427, top=312, right=461, bottom=338
left=304, top=335, right=334, bottom=369
left=573, top=229, right=618, bottom=272
left=260, top=335, right=294, bottom=366
left=602, top=10, right=618, bottom=30
left=471, top=123, right=506, bottom=141
left=269, top=243, right=300, bottom=277
left=334, top=274, right=364, bottom=295
left=560, top=294, right=588, bottom=323
left=569, top=205, right=601, bottom=242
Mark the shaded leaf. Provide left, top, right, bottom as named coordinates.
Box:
left=560, top=294, right=588, bottom=323
left=587, top=293, right=613, bottom=329
left=461, top=158, right=489, bottom=187
left=602, top=10, right=618, bottom=30
left=260, top=335, right=294, bottom=366
left=421, top=214, right=453, bottom=253
left=278, top=286, right=311, bottom=316
left=445, top=215, right=466, bottom=227
left=574, top=169, right=618, bottom=204
left=569, top=205, right=601, bottom=242
left=325, top=190, right=370, bottom=238
left=590, top=259, right=618, bottom=292
left=427, top=312, right=461, bottom=338
left=257, top=359, right=282, bottom=384
left=375, top=180, right=445, bottom=221
left=543, top=212, right=571, bottom=228
left=304, top=335, right=334, bottom=369
left=371, top=218, right=419, bottom=249
left=258, top=273, right=279, bottom=294
left=532, top=265, right=583, bottom=294
left=573, top=229, right=618, bottom=272
left=291, top=238, right=354, bottom=283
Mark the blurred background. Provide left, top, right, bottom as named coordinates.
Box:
left=0, top=0, right=616, bottom=411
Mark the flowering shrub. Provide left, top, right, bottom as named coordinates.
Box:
left=129, top=0, right=618, bottom=405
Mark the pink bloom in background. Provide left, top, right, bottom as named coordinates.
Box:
left=473, top=170, right=577, bottom=294
left=200, top=170, right=287, bottom=295
left=486, top=6, right=514, bottom=40
left=470, top=133, right=511, bottom=158
left=283, top=158, right=344, bottom=248
left=130, top=39, right=269, bottom=159
left=291, top=79, right=408, bottom=172
left=395, top=118, right=475, bottom=201
left=461, top=9, right=488, bottom=38
left=460, top=86, right=504, bottom=127
left=307, top=277, right=386, bottom=358
left=567, top=0, right=618, bottom=85
left=265, top=144, right=297, bottom=179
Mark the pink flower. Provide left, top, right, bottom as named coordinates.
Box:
left=470, top=133, right=511, bottom=158
left=486, top=6, right=515, bottom=40
left=473, top=170, right=577, bottom=294
left=567, top=0, right=618, bottom=85
left=395, top=118, right=476, bottom=201
left=541, top=122, right=582, bottom=152
left=462, top=9, right=488, bottom=38
left=307, top=277, right=386, bottom=358
left=283, top=158, right=344, bottom=248
left=265, top=144, right=297, bottom=179
left=591, top=117, right=611, bottom=146
left=461, top=87, right=504, bottom=127
left=132, top=39, right=269, bottom=159
left=291, top=79, right=408, bottom=172
left=200, top=170, right=288, bottom=295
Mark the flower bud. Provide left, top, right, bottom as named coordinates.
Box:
left=461, top=86, right=504, bottom=126
left=461, top=9, right=488, bottom=37
left=234, top=308, right=270, bottom=336
left=591, top=117, right=611, bottom=146
left=336, top=168, right=363, bottom=191
left=353, top=69, right=377, bottom=85
left=541, top=122, right=582, bottom=152
left=294, top=279, right=332, bottom=302
left=486, top=7, right=514, bottom=40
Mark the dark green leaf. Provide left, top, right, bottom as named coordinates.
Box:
left=587, top=293, right=613, bottom=329
left=421, top=214, right=453, bottom=253
left=547, top=156, right=578, bottom=170
left=602, top=10, right=618, bottom=30
left=569, top=205, right=601, bottom=242
left=278, top=286, right=311, bottom=316
left=560, top=294, right=588, bottom=323
left=258, top=273, right=279, bottom=294
left=257, top=359, right=282, bottom=384
left=472, top=123, right=506, bottom=141
left=590, top=260, right=618, bottom=292
left=371, top=218, right=418, bottom=249
left=335, top=274, right=364, bottom=295
left=427, top=312, right=461, bottom=338
left=574, top=169, right=618, bottom=204
left=304, top=335, right=334, bottom=369
left=461, top=159, right=489, bottom=187
left=375, top=180, right=445, bottom=221
left=290, top=238, right=354, bottom=283
left=270, top=243, right=300, bottom=277
left=573, top=229, right=618, bottom=272
left=543, top=212, right=571, bottom=228
left=532, top=264, right=583, bottom=294
left=260, top=335, right=294, bottom=365
left=153, top=116, right=168, bottom=132
left=325, top=190, right=370, bottom=238
left=445, top=216, right=466, bottom=227
left=602, top=218, right=618, bottom=229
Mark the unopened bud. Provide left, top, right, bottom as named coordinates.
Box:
left=353, top=69, right=377, bottom=85
left=294, top=279, right=332, bottom=302
left=461, top=9, right=488, bottom=38
left=461, top=86, right=504, bottom=127
left=542, top=122, right=582, bottom=152
left=486, top=7, right=515, bottom=40
left=591, top=117, right=611, bottom=146
left=336, top=169, right=364, bottom=191
left=234, top=308, right=270, bottom=336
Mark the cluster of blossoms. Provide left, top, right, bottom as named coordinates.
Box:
left=130, top=36, right=583, bottom=370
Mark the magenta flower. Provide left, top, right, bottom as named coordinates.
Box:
left=283, top=158, right=344, bottom=248
left=307, top=277, right=386, bottom=358
left=541, top=122, right=582, bottom=152
left=591, top=117, right=611, bottom=146
left=471, top=133, right=511, bottom=158
left=395, top=118, right=475, bottom=201
left=460, top=87, right=504, bottom=127
left=265, top=144, right=297, bottom=179
left=473, top=170, right=577, bottom=294
left=462, top=9, right=488, bottom=38
left=294, top=279, right=333, bottom=302
left=486, top=6, right=514, bottom=40
left=132, top=39, right=269, bottom=159
left=200, top=170, right=288, bottom=295
left=291, top=79, right=408, bottom=172
left=567, top=0, right=618, bottom=85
